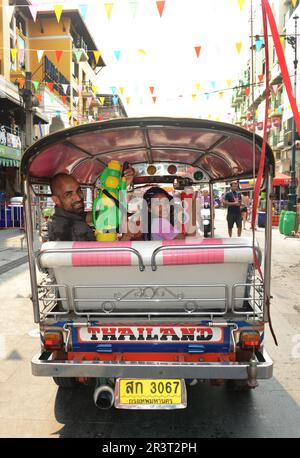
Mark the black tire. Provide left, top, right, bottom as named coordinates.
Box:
left=53, top=377, right=78, bottom=388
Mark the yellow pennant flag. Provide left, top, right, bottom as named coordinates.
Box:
left=67, top=111, right=72, bottom=119
left=104, top=3, right=113, bottom=20
left=93, top=51, right=101, bottom=64
left=126, top=97, right=131, bottom=105
left=208, top=114, right=212, bottom=120
left=216, top=116, right=221, bottom=122
left=54, top=5, right=63, bottom=23
left=11, top=48, right=17, bottom=61
left=119, top=87, right=125, bottom=95
left=219, top=91, right=224, bottom=98
left=138, top=49, right=147, bottom=55
left=192, top=94, right=197, bottom=101
left=195, top=83, right=201, bottom=91
left=227, top=79, right=231, bottom=88
left=92, top=85, right=97, bottom=94
left=99, top=97, right=105, bottom=106
left=292, top=0, right=297, bottom=8
left=237, top=0, right=245, bottom=11
left=236, top=42, right=242, bottom=54
left=280, top=36, right=285, bottom=46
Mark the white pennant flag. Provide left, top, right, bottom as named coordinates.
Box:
left=5, top=6, right=15, bottom=23
left=37, top=50, right=44, bottom=63
left=73, top=96, right=79, bottom=105
left=62, top=84, right=69, bottom=94
left=29, top=5, right=38, bottom=22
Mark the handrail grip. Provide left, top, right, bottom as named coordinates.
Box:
left=37, top=247, right=145, bottom=272
left=151, top=244, right=261, bottom=271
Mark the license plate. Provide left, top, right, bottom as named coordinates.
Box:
left=115, top=379, right=187, bottom=410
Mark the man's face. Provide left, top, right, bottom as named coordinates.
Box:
left=231, top=182, right=238, bottom=192
left=52, top=176, right=84, bottom=214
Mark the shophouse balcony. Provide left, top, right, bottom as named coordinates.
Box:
left=0, top=125, right=24, bottom=167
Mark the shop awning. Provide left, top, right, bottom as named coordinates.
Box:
left=273, top=173, right=292, bottom=186
left=0, top=157, right=20, bottom=167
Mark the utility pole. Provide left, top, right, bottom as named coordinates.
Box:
left=23, top=71, right=34, bottom=150
left=287, top=15, right=299, bottom=212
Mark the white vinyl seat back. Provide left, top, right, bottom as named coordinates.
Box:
left=38, top=237, right=260, bottom=313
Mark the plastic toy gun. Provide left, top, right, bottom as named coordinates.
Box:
left=92, top=160, right=128, bottom=241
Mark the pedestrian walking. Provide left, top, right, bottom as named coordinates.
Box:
left=223, top=181, right=242, bottom=237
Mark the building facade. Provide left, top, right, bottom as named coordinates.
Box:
left=231, top=0, right=300, bottom=198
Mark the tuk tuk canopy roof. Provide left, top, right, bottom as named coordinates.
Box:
left=21, top=117, right=274, bottom=185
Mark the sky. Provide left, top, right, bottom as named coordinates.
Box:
left=37, top=0, right=252, bottom=120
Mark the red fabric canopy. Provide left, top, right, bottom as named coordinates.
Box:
left=273, top=173, right=292, bottom=186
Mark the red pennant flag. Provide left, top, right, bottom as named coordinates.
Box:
left=47, top=83, right=54, bottom=92
left=152, top=96, right=157, bottom=104
left=61, top=95, right=67, bottom=103
left=55, top=50, right=63, bottom=63
left=149, top=86, right=155, bottom=94
left=245, top=87, right=250, bottom=96
left=194, top=46, right=201, bottom=58
left=156, top=1, right=165, bottom=17
left=258, top=74, right=264, bottom=82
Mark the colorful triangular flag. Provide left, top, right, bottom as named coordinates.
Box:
left=37, top=50, right=44, bottom=63
left=79, top=4, right=88, bottom=20
left=129, top=2, right=139, bottom=18
left=156, top=1, right=165, bottom=17
left=194, top=46, right=201, bottom=58
left=119, top=87, right=125, bottom=95
left=255, top=38, right=264, bottom=52
left=104, top=3, right=114, bottom=20
left=74, top=50, right=83, bottom=63
left=114, top=50, right=121, bottom=61
left=126, top=97, right=130, bottom=104
left=236, top=42, right=242, bottom=54
left=149, top=86, right=155, bottom=94
left=272, top=84, right=279, bottom=95
left=227, top=80, right=231, bottom=88
left=29, top=5, right=38, bottom=22
left=113, top=95, right=119, bottom=105
left=258, top=74, right=264, bottom=82
left=192, top=94, right=197, bottom=101
left=54, top=5, right=63, bottom=23
left=152, top=96, right=157, bottom=103
left=237, top=0, right=245, bottom=11
left=219, top=91, right=224, bottom=98
left=111, top=86, right=117, bottom=95
left=195, top=82, right=201, bottom=91
left=55, top=50, right=63, bottom=63
left=32, top=81, right=40, bottom=91
left=292, top=0, right=297, bottom=8
left=11, top=49, right=17, bottom=61
left=87, top=97, right=92, bottom=107
left=245, top=87, right=250, bottom=97
left=61, top=95, right=67, bottom=104
left=62, top=84, right=69, bottom=94
left=99, top=97, right=105, bottom=105
left=93, top=50, right=101, bottom=65
left=47, top=82, right=54, bottom=92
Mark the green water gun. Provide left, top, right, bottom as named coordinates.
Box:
left=92, top=160, right=127, bottom=241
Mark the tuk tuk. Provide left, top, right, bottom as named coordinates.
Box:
left=21, top=117, right=274, bottom=410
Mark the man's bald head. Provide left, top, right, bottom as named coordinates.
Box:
left=50, top=173, right=84, bottom=214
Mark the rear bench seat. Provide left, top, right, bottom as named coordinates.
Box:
left=38, top=238, right=260, bottom=314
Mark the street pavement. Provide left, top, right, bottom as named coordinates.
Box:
left=0, top=210, right=300, bottom=438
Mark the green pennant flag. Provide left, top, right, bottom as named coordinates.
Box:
left=74, top=50, right=83, bottom=63
left=32, top=81, right=40, bottom=91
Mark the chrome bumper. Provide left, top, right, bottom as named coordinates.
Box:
left=32, top=350, right=273, bottom=380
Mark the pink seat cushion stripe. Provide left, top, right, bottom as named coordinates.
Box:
left=162, top=238, right=224, bottom=265
left=72, top=241, right=132, bottom=266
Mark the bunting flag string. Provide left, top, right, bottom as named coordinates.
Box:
left=129, top=1, right=139, bottom=18
left=156, top=1, right=165, bottom=18
left=55, top=50, right=63, bottom=63
left=29, top=5, right=38, bottom=22
left=37, top=50, right=44, bottom=63
left=104, top=3, right=114, bottom=20
left=54, top=5, right=63, bottom=23
left=194, top=46, right=201, bottom=58
left=236, top=42, right=242, bottom=54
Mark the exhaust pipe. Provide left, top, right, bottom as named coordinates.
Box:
left=93, top=384, right=115, bottom=409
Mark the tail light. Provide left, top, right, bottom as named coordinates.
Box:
left=44, top=331, right=64, bottom=350
left=239, top=330, right=261, bottom=350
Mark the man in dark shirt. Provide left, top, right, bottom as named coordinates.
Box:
left=48, top=174, right=95, bottom=241
left=48, top=168, right=135, bottom=241
left=223, top=181, right=242, bottom=237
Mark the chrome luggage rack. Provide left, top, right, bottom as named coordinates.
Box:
left=37, top=276, right=264, bottom=322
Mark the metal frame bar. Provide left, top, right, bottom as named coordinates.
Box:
left=37, top=247, right=146, bottom=272
left=150, top=243, right=260, bottom=271
left=264, top=171, right=273, bottom=322
left=24, top=178, right=40, bottom=323
left=31, top=349, right=273, bottom=379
